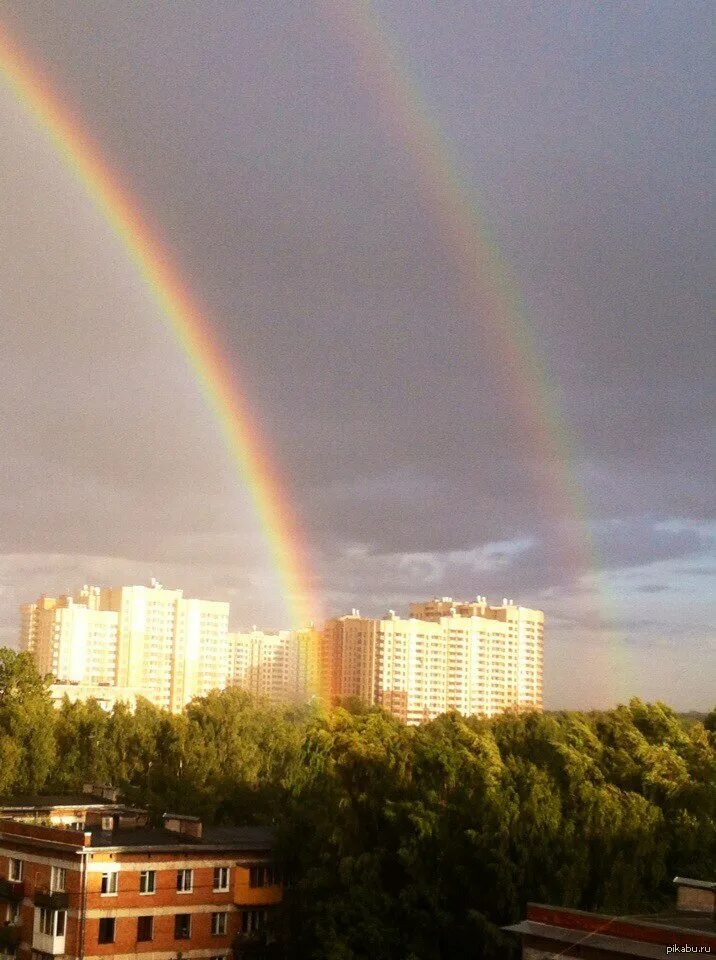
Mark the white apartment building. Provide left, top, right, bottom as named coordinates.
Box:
left=228, top=627, right=322, bottom=704
left=324, top=598, right=544, bottom=724
left=19, top=593, right=118, bottom=686
left=20, top=580, right=230, bottom=712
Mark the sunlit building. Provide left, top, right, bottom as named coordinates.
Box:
left=323, top=597, right=543, bottom=724
left=228, top=627, right=323, bottom=704
left=20, top=580, right=230, bottom=712
left=0, top=790, right=282, bottom=958
left=19, top=589, right=119, bottom=687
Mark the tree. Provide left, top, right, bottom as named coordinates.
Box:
left=0, top=649, right=55, bottom=795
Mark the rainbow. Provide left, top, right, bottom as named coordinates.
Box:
left=317, top=0, right=624, bottom=695
left=0, top=22, right=319, bottom=630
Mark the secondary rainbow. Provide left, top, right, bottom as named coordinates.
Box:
left=0, top=23, right=318, bottom=630
left=318, top=0, right=625, bottom=693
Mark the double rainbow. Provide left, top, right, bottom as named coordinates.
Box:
left=1, top=5, right=614, bottom=691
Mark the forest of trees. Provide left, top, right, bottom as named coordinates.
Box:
left=0, top=648, right=714, bottom=960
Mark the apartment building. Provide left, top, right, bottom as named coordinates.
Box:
left=323, top=597, right=543, bottom=724
left=0, top=794, right=281, bottom=960
left=19, top=581, right=230, bottom=713
left=227, top=627, right=323, bottom=704
left=321, top=612, right=378, bottom=706
left=99, top=582, right=230, bottom=711
left=19, top=592, right=118, bottom=687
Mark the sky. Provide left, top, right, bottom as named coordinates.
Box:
left=0, top=1, right=712, bottom=709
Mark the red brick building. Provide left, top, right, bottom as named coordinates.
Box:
left=0, top=793, right=281, bottom=960
left=505, top=877, right=716, bottom=959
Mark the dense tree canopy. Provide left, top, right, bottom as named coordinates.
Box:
left=0, top=649, right=712, bottom=960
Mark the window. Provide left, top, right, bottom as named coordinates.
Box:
left=240, top=909, right=267, bottom=934
left=174, top=914, right=191, bottom=939
left=248, top=865, right=279, bottom=888
left=139, top=869, right=156, bottom=894
left=176, top=868, right=193, bottom=893
left=213, top=866, right=230, bottom=891
left=39, top=908, right=66, bottom=937
left=211, top=912, right=228, bottom=936
left=8, top=859, right=23, bottom=882
left=7, top=902, right=20, bottom=924
left=50, top=866, right=66, bottom=892
left=137, top=915, right=153, bottom=942
left=98, top=917, right=115, bottom=944
left=100, top=871, right=118, bottom=895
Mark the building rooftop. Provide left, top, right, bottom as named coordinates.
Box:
left=0, top=794, right=139, bottom=811
left=674, top=876, right=716, bottom=891
left=87, top=824, right=274, bottom=852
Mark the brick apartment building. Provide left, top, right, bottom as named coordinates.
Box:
left=505, top=877, right=716, bottom=958
left=0, top=790, right=281, bottom=960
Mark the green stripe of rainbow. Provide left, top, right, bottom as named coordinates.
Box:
left=0, top=23, right=318, bottom=631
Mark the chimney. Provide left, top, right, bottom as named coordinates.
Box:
left=163, top=813, right=203, bottom=839
left=674, top=877, right=715, bottom=916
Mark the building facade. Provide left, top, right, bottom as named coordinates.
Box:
left=323, top=598, right=544, bottom=724
left=0, top=794, right=281, bottom=960
left=19, top=592, right=118, bottom=688
left=227, top=628, right=323, bottom=704
left=20, top=581, right=230, bottom=713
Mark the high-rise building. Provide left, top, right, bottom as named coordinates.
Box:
left=19, top=591, right=119, bottom=687
left=324, top=598, right=543, bottom=724
left=228, top=627, right=323, bottom=704
left=19, top=581, right=230, bottom=712
left=99, top=581, right=230, bottom=711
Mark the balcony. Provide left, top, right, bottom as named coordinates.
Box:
left=34, top=890, right=69, bottom=910
left=32, top=907, right=66, bottom=956
left=0, top=880, right=24, bottom=903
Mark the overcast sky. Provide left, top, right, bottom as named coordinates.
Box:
left=0, top=1, right=712, bottom=708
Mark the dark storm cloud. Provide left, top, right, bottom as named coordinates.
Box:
left=0, top=1, right=712, bottom=705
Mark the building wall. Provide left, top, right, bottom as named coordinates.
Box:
left=228, top=628, right=322, bottom=704
left=19, top=595, right=119, bottom=686
left=322, top=613, right=378, bottom=705
left=676, top=884, right=715, bottom=914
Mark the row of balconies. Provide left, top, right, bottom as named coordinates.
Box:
left=0, top=880, right=69, bottom=911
